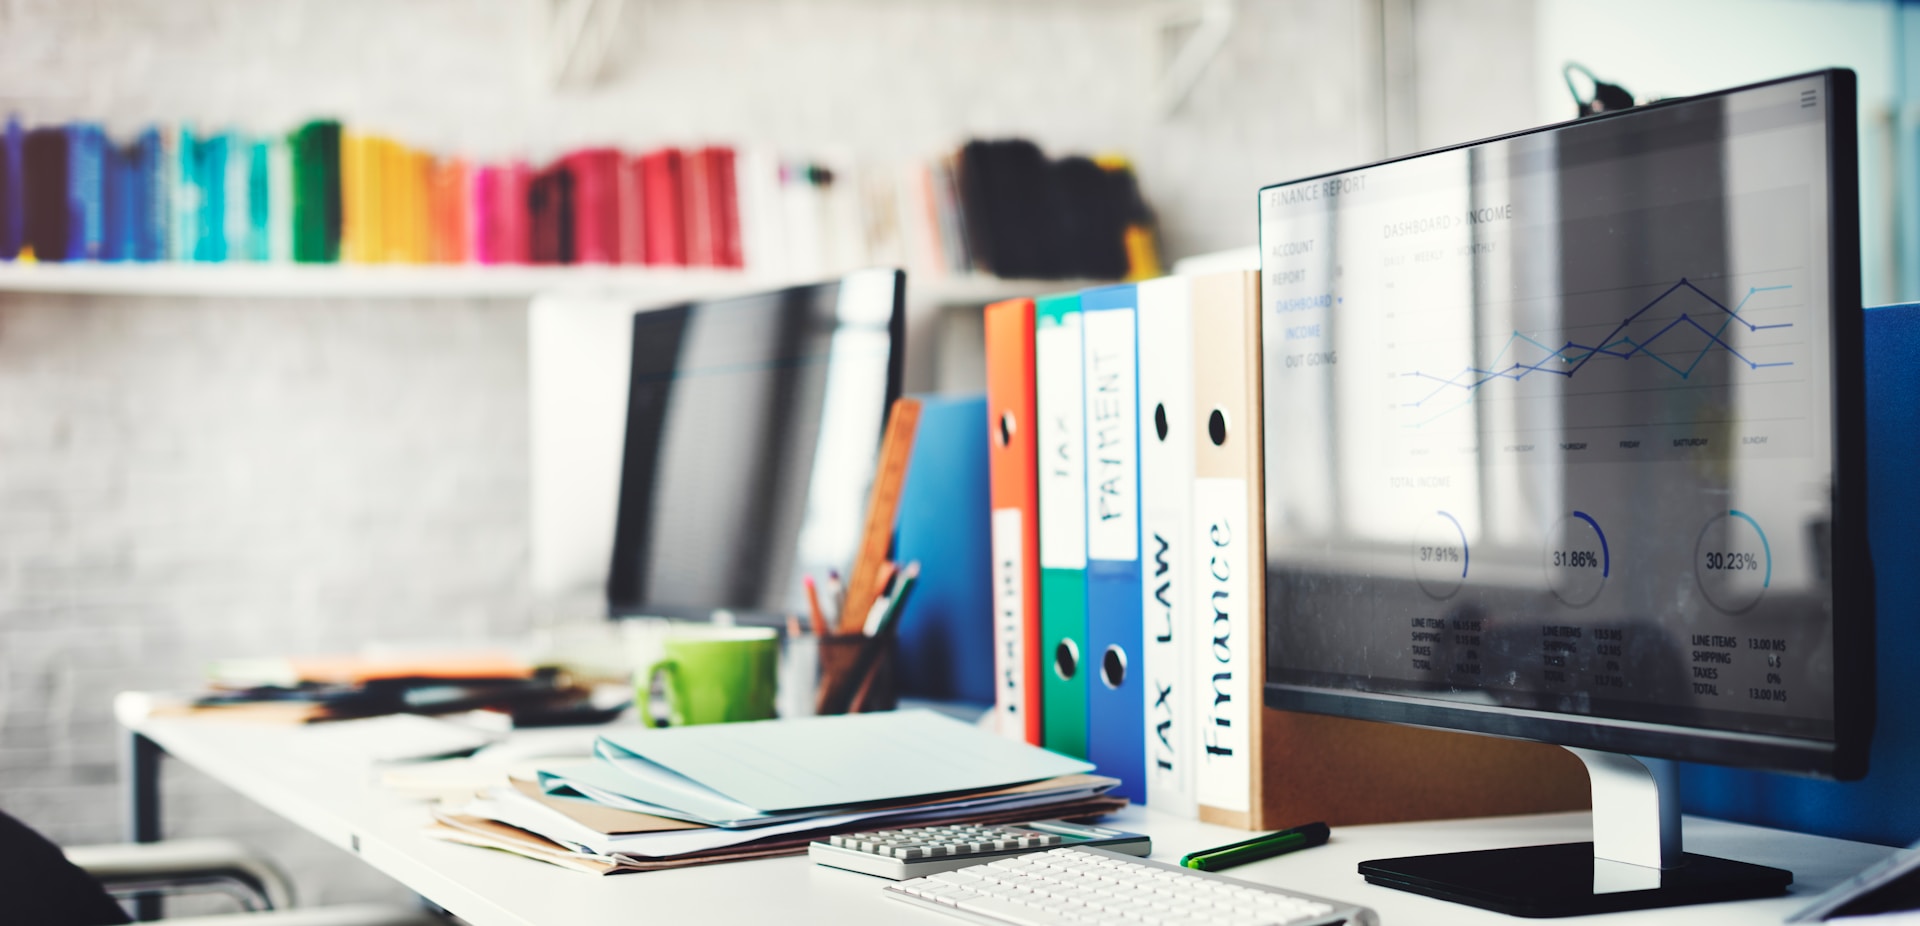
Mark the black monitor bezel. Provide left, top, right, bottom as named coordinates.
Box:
left=1257, top=69, right=1872, bottom=780
left=604, top=270, right=906, bottom=621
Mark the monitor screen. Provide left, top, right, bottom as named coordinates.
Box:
left=607, top=270, right=904, bottom=622
left=1258, top=71, right=1869, bottom=776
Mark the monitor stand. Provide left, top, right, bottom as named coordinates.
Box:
left=1358, top=748, right=1791, bottom=917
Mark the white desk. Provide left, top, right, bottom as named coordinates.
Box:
left=118, top=709, right=1896, bottom=926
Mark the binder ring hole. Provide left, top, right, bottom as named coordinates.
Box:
left=996, top=411, right=1016, bottom=448
left=1100, top=645, right=1126, bottom=690
left=1208, top=409, right=1228, bottom=446
left=1153, top=403, right=1169, bottom=442
left=1053, top=638, right=1079, bottom=681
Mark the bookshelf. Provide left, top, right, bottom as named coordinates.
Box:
left=0, top=264, right=1084, bottom=305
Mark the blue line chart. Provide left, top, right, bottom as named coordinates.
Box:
left=1398, top=278, right=1795, bottom=420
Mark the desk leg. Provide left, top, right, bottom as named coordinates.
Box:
left=125, top=730, right=163, bottom=922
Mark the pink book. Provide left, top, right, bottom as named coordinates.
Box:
left=640, top=149, right=685, bottom=266
left=681, top=148, right=716, bottom=267
left=494, top=161, right=532, bottom=265
left=471, top=165, right=496, bottom=265
left=616, top=154, right=646, bottom=265
left=563, top=148, right=620, bottom=264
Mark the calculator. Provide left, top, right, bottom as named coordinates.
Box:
left=808, top=820, right=1151, bottom=880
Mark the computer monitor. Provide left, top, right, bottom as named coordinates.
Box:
left=607, top=269, right=904, bottom=624
left=1257, top=70, right=1870, bottom=916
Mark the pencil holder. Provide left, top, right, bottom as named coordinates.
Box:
left=814, top=633, right=898, bottom=714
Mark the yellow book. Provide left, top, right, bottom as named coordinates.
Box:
left=339, top=131, right=363, bottom=262
left=409, top=148, right=431, bottom=264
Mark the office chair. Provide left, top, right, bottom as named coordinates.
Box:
left=67, top=838, right=443, bottom=924
left=1, top=807, right=439, bottom=925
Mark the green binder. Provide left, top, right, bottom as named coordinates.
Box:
left=1035, top=293, right=1088, bottom=758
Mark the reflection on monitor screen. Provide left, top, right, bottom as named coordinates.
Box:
left=1258, top=70, right=1869, bottom=917
left=607, top=270, right=903, bottom=622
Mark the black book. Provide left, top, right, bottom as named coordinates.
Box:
left=528, top=166, right=576, bottom=264
left=23, top=128, right=69, bottom=262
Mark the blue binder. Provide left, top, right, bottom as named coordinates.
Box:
left=1079, top=284, right=1145, bottom=803
left=1680, top=302, right=1919, bottom=845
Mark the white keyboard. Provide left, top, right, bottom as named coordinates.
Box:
left=883, top=846, right=1377, bottom=926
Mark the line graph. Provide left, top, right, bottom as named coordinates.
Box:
left=1399, top=278, right=1796, bottom=420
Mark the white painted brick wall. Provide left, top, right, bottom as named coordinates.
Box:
left=0, top=293, right=529, bottom=911
left=0, top=0, right=1538, bottom=911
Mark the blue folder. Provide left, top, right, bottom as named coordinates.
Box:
left=894, top=393, right=994, bottom=705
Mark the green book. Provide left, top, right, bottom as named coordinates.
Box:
left=290, top=120, right=341, bottom=263
left=1035, top=293, right=1088, bottom=758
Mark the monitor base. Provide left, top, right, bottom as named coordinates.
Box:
left=1359, top=842, right=1792, bottom=918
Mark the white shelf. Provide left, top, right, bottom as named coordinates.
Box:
left=0, top=263, right=1082, bottom=305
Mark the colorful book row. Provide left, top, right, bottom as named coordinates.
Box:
left=0, top=117, right=1162, bottom=282
left=984, top=270, right=1263, bottom=823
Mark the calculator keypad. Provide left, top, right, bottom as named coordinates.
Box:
left=828, top=824, right=1064, bottom=859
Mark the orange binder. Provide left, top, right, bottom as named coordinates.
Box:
left=984, top=297, right=1043, bottom=745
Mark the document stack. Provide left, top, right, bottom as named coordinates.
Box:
left=427, top=711, right=1124, bottom=874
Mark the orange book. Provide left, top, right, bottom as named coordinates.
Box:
left=411, top=146, right=427, bottom=263
left=984, top=296, right=1043, bottom=745
left=444, top=157, right=472, bottom=264
left=364, top=136, right=390, bottom=263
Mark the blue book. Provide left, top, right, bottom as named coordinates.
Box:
left=894, top=394, right=994, bottom=705
left=247, top=139, right=270, bottom=262
left=101, top=139, right=129, bottom=261
left=171, top=127, right=196, bottom=261
left=1079, top=283, right=1145, bottom=803
left=1, top=116, right=20, bottom=259
left=130, top=128, right=164, bottom=262
left=194, top=132, right=229, bottom=262
left=65, top=123, right=107, bottom=261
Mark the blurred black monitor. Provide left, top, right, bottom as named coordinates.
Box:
left=607, top=269, right=904, bottom=624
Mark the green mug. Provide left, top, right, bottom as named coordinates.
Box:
left=641, top=626, right=780, bottom=727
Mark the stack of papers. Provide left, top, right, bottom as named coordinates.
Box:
left=426, top=710, right=1123, bottom=874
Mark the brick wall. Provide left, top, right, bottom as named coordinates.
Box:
left=0, top=294, right=529, bottom=910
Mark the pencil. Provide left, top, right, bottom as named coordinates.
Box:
left=803, top=576, right=828, bottom=637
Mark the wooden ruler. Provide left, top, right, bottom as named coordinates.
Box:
left=837, top=396, right=923, bottom=634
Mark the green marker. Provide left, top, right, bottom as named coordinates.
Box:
left=1179, top=822, right=1331, bottom=872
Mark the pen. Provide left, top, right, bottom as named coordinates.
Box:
left=862, top=561, right=918, bottom=637
left=846, top=565, right=919, bottom=713
left=1179, top=822, right=1330, bottom=872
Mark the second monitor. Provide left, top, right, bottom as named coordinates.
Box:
left=607, top=269, right=905, bottom=624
